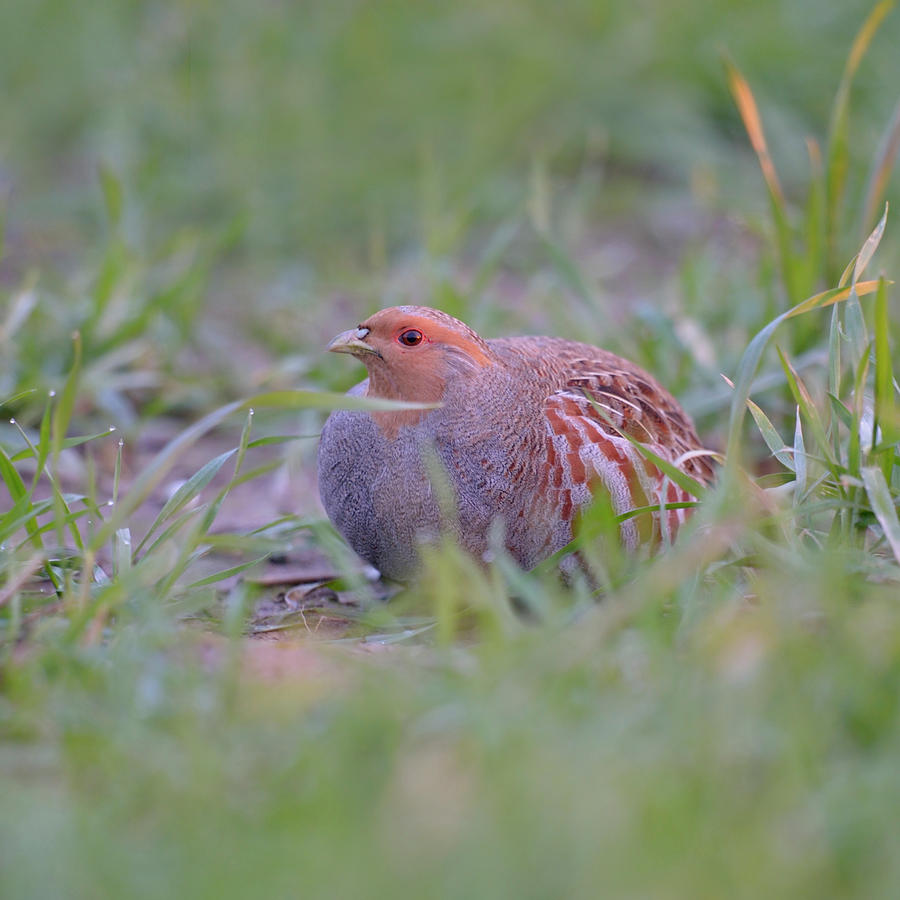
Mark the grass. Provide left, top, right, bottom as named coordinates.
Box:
left=2, top=1, right=900, bottom=898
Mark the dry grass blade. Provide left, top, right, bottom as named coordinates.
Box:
left=844, top=0, right=894, bottom=82
left=785, top=279, right=882, bottom=319
left=725, top=58, right=802, bottom=300
left=725, top=60, right=784, bottom=206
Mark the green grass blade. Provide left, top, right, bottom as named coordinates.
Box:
left=245, top=434, right=310, bottom=449
left=630, top=441, right=710, bottom=500
left=88, top=399, right=245, bottom=551
left=140, top=508, right=204, bottom=560
left=828, top=304, right=842, bottom=434
left=852, top=203, right=888, bottom=284
left=861, top=465, right=900, bottom=564
left=0, top=445, right=65, bottom=592
left=727, top=280, right=882, bottom=462
left=135, top=448, right=237, bottom=555
left=825, top=0, right=894, bottom=274
left=114, top=528, right=132, bottom=576
left=862, top=98, right=900, bottom=238
left=793, top=407, right=808, bottom=501
left=838, top=254, right=857, bottom=288
left=847, top=353, right=873, bottom=478
left=844, top=288, right=870, bottom=369
left=152, top=409, right=265, bottom=596
left=31, top=394, right=53, bottom=492
left=243, top=390, right=441, bottom=413
left=0, top=275, right=38, bottom=342
left=0, top=445, right=30, bottom=510
left=0, top=388, right=37, bottom=409
left=10, top=426, right=117, bottom=463
left=231, top=408, right=255, bottom=483
left=616, top=501, right=701, bottom=523
left=746, top=396, right=795, bottom=471
left=51, top=331, right=83, bottom=465
left=873, top=278, right=898, bottom=467
left=827, top=393, right=853, bottom=431
left=221, top=459, right=283, bottom=491
left=583, top=396, right=710, bottom=498
left=824, top=272, right=859, bottom=500
left=777, top=346, right=836, bottom=467
left=183, top=556, right=269, bottom=590
left=801, top=137, right=825, bottom=297
left=98, top=164, right=124, bottom=229
left=0, top=494, right=39, bottom=543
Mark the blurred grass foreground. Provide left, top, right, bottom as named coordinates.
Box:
left=3, top=1, right=900, bottom=898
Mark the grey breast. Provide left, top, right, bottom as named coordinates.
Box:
left=317, top=356, right=557, bottom=578
left=317, top=394, right=444, bottom=581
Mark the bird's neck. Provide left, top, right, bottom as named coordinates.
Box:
left=365, top=365, right=446, bottom=439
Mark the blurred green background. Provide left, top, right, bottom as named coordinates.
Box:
left=3, top=0, right=897, bottom=270
left=2, top=0, right=898, bottom=438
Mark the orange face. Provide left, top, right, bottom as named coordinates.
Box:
left=327, top=306, right=494, bottom=403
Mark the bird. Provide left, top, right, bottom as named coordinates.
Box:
left=317, top=306, right=714, bottom=581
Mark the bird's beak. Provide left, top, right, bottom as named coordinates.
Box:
left=326, top=327, right=378, bottom=357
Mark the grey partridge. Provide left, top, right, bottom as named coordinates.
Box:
left=318, top=306, right=713, bottom=581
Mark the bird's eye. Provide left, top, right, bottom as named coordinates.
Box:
left=398, top=329, right=424, bottom=347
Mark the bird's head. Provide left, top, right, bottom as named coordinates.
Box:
left=327, top=306, right=495, bottom=404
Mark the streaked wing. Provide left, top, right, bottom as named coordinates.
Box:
left=541, top=362, right=713, bottom=547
